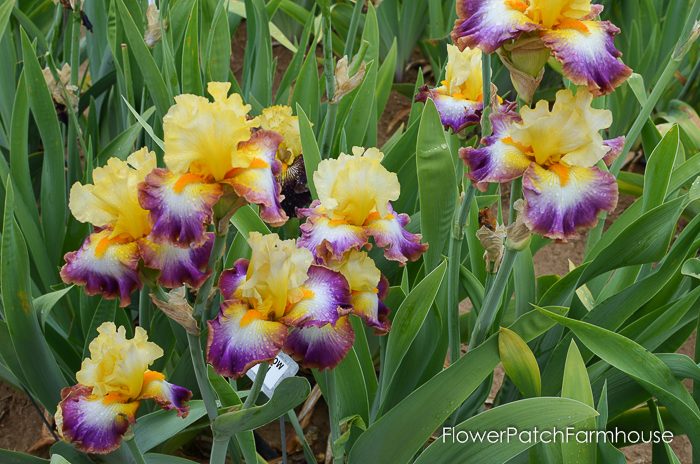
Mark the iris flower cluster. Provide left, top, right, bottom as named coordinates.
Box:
left=462, top=88, right=623, bottom=239
left=451, top=0, right=632, bottom=97
left=61, top=83, right=300, bottom=306
left=55, top=323, right=191, bottom=454
left=208, top=147, right=427, bottom=377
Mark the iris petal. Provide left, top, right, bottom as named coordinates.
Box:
left=139, top=371, right=192, bottom=417
left=55, top=385, right=139, bottom=454
left=298, top=202, right=368, bottom=263
left=223, top=130, right=288, bottom=227
left=284, top=316, right=355, bottom=370
left=60, top=230, right=141, bottom=307
left=139, top=232, right=214, bottom=289
left=541, top=21, right=631, bottom=96
left=365, top=203, right=428, bottom=264
left=415, top=86, right=482, bottom=133
left=218, top=258, right=249, bottom=300
left=350, top=275, right=391, bottom=334
left=522, top=163, right=618, bottom=239
left=461, top=110, right=531, bottom=189
left=206, top=301, right=287, bottom=378
left=139, top=168, right=223, bottom=246
left=280, top=265, right=352, bottom=328
left=451, top=0, right=538, bottom=53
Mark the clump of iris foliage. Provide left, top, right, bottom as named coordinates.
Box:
left=0, top=1, right=699, bottom=463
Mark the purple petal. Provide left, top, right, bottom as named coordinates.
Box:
left=542, top=20, right=632, bottom=96
left=284, top=317, right=355, bottom=370
left=206, top=302, right=287, bottom=378
left=280, top=265, right=352, bottom=328
left=55, top=385, right=139, bottom=454
left=522, top=163, right=618, bottom=239
left=138, top=168, right=222, bottom=246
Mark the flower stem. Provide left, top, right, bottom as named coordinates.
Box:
left=243, top=362, right=270, bottom=408
left=194, top=232, right=228, bottom=321
left=188, top=332, right=220, bottom=422
left=469, top=247, right=517, bottom=348
left=125, top=436, right=147, bottom=464
left=447, top=185, right=476, bottom=364
left=138, top=286, right=151, bottom=332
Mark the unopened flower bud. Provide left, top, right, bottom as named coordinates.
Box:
left=506, top=199, right=532, bottom=251
left=151, top=287, right=200, bottom=335
left=498, top=36, right=549, bottom=103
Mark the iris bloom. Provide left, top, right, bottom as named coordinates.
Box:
left=415, top=45, right=484, bottom=133
left=55, top=323, right=191, bottom=454
left=61, top=149, right=213, bottom=306
left=298, top=147, right=427, bottom=265
left=451, top=0, right=631, bottom=96
left=139, top=82, right=288, bottom=248
left=258, top=105, right=312, bottom=215
left=207, top=232, right=388, bottom=377
left=461, top=88, right=623, bottom=239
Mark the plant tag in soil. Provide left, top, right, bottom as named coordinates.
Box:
left=246, top=352, right=299, bottom=397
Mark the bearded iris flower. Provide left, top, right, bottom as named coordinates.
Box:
left=297, top=147, right=427, bottom=265
left=461, top=88, right=623, bottom=239
left=139, top=82, right=289, bottom=247
left=207, top=232, right=388, bottom=377
left=451, top=0, right=631, bottom=96
left=55, top=323, right=191, bottom=454
left=415, top=45, right=484, bottom=133
left=61, top=149, right=213, bottom=306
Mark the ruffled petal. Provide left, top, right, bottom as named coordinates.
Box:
left=351, top=275, right=390, bottom=333
left=223, top=130, right=288, bottom=227
left=297, top=202, right=368, bottom=263
left=541, top=21, right=632, bottom=96
left=365, top=203, right=427, bottom=264
left=218, top=259, right=249, bottom=300
left=283, top=316, right=355, bottom=370
left=206, top=301, right=287, bottom=378
left=139, top=168, right=222, bottom=247
left=460, top=110, right=531, bottom=189
left=522, top=163, right=618, bottom=239
left=451, top=0, right=538, bottom=53
left=60, top=230, right=141, bottom=307
left=138, top=371, right=192, bottom=417
left=55, top=385, right=139, bottom=454
left=415, top=86, right=482, bottom=133
left=603, top=136, right=625, bottom=166
left=139, top=233, right=213, bottom=289
left=280, top=265, right=352, bottom=328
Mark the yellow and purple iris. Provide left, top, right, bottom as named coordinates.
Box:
left=415, top=45, right=484, bottom=132
left=257, top=105, right=312, bottom=215
left=461, top=88, right=623, bottom=239
left=207, top=232, right=389, bottom=378
left=60, top=149, right=214, bottom=306
left=451, top=0, right=632, bottom=96
left=55, top=323, right=191, bottom=454
left=139, top=82, right=290, bottom=248
left=297, top=147, right=427, bottom=265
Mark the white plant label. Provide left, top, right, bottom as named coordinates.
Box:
left=246, top=351, right=299, bottom=397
